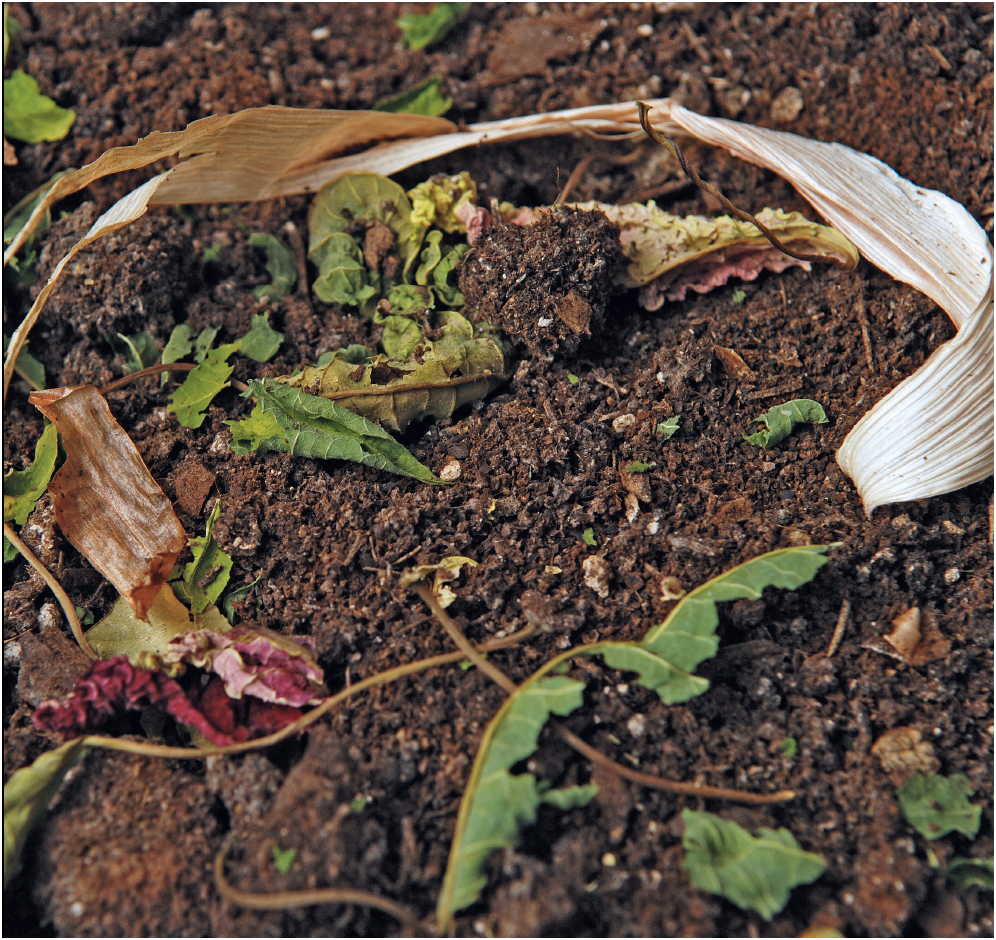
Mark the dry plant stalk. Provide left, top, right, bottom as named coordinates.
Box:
left=29, top=386, right=187, bottom=620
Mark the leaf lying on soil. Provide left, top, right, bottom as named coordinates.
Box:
left=111, top=331, right=159, bottom=373
left=3, top=68, right=76, bottom=144
left=681, top=808, right=826, bottom=920
left=168, top=342, right=239, bottom=429
left=943, top=858, right=994, bottom=890
left=657, top=416, right=680, bottom=440
left=373, top=76, right=452, bottom=117
left=396, top=2, right=468, bottom=50
left=3, top=332, right=45, bottom=389
left=248, top=233, right=296, bottom=302
left=745, top=399, right=829, bottom=447
left=228, top=378, right=442, bottom=484
left=896, top=773, right=982, bottom=840
left=180, top=501, right=233, bottom=615
left=3, top=738, right=89, bottom=889
left=237, top=312, right=285, bottom=362
left=3, top=421, right=57, bottom=560
left=398, top=555, right=477, bottom=608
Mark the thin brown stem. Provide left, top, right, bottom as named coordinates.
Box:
left=99, top=362, right=250, bottom=395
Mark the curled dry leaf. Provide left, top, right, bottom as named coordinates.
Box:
left=29, top=386, right=187, bottom=620
left=871, top=726, right=940, bottom=785
left=881, top=606, right=951, bottom=666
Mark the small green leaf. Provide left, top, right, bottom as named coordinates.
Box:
left=349, top=795, right=371, bottom=814
left=3, top=422, right=58, bottom=549
left=3, top=69, right=75, bottom=144
left=779, top=737, right=798, bottom=758
left=627, top=461, right=649, bottom=473
left=582, top=527, right=597, bottom=547
left=431, top=243, right=468, bottom=307
left=567, top=373, right=579, bottom=385
left=4, top=739, right=89, bottom=889
left=236, top=312, right=284, bottom=363
left=373, top=76, right=452, bottom=116
left=202, top=243, right=223, bottom=264
left=656, top=416, right=680, bottom=440
left=896, top=774, right=981, bottom=840
left=381, top=315, right=424, bottom=360
left=539, top=783, right=599, bottom=810
left=396, top=2, right=468, bottom=50
left=682, top=809, right=826, bottom=921
left=249, top=233, right=297, bottom=302
left=193, top=326, right=220, bottom=363
left=943, top=858, right=994, bottom=890
left=167, top=342, right=239, bottom=429
left=272, top=846, right=297, bottom=874
left=601, top=643, right=708, bottom=706
left=113, top=331, right=159, bottom=373
left=226, top=402, right=292, bottom=455
left=183, top=502, right=234, bottom=615
left=162, top=324, right=194, bottom=366
left=732, top=288, right=747, bottom=305
left=745, top=399, right=828, bottom=448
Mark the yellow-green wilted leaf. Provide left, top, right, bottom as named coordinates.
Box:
left=656, top=416, right=680, bottom=440
left=236, top=312, right=284, bottom=363
left=226, top=401, right=290, bottom=454
left=182, top=501, right=234, bottom=615
left=373, top=76, right=452, bottom=117
left=407, top=171, right=478, bottom=265
left=896, top=774, right=982, bottom=841
left=3, top=69, right=75, bottom=144
left=248, top=233, right=297, bottom=302
left=396, top=2, right=468, bottom=50
left=601, top=643, right=708, bottom=706
left=398, top=555, right=477, bottom=608
left=4, top=739, right=89, bottom=889
left=381, top=315, right=424, bottom=360
left=167, top=342, right=239, bottom=429
left=240, top=378, right=442, bottom=484
left=745, top=399, right=828, bottom=447
left=3, top=421, right=57, bottom=527
left=682, top=809, right=826, bottom=921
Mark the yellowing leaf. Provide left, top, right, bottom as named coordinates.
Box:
left=182, top=502, right=234, bottom=615
left=896, top=774, right=982, bottom=840
left=745, top=399, right=828, bottom=448
left=373, top=76, right=452, bottom=117
left=226, top=401, right=289, bottom=454
left=398, top=555, right=477, bottom=608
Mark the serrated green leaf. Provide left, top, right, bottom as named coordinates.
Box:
left=373, top=76, right=452, bottom=116
left=272, top=845, right=297, bottom=874
left=437, top=675, right=588, bottom=921
left=732, top=288, right=747, bottom=305
left=896, top=774, right=982, bottom=840
left=182, top=501, right=234, bottom=615
left=396, top=2, right=468, bottom=50
left=162, top=324, right=194, bottom=365
left=943, top=857, right=994, bottom=890
left=682, top=809, right=826, bottom=921
left=601, top=642, right=708, bottom=706
left=226, top=401, right=290, bottom=455
left=112, top=331, right=159, bottom=373
left=3, top=422, right=57, bottom=527
left=236, top=312, right=284, bottom=363
left=3, top=69, right=75, bottom=143
left=167, top=342, right=239, bottom=429
left=248, top=233, right=297, bottom=302
left=242, top=378, right=442, bottom=484
left=656, top=416, right=680, bottom=440
left=745, top=399, right=828, bottom=448
left=4, top=738, right=89, bottom=888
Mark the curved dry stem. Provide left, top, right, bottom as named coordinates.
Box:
left=4, top=522, right=97, bottom=660
left=214, top=842, right=423, bottom=933
left=98, top=362, right=196, bottom=394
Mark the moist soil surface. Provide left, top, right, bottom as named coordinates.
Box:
left=3, top=4, right=993, bottom=937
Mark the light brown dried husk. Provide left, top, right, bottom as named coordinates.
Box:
left=28, top=386, right=187, bottom=620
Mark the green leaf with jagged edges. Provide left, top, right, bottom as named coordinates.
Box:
left=237, top=312, right=284, bottom=363
left=3, top=68, right=75, bottom=143
left=682, top=809, right=826, bottom=920
left=745, top=399, right=829, bottom=448
left=3, top=421, right=58, bottom=561
left=182, top=501, right=234, bottom=615
left=111, top=331, right=159, bottom=373
left=226, top=401, right=290, bottom=455
left=373, top=76, right=452, bottom=116
left=897, top=774, right=982, bottom=840
left=249, top=233, right=297, bottom=302
left=167, top=342, right=240, bottom=429
left=396, top=2, right=468, bottom=50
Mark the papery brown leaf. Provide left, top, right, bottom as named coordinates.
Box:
left=29, top=385, right=187, bottom=620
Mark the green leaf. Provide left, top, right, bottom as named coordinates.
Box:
left=682, top=809, right=826, bottom=921
left=745, top=399, right=828, bottom=448
left=656, top=416, right=680, bottom=440
left=202, top=242, right=223, bottom=264
left=732, top=288, right=747, bottom=305
left=3, top=331, right=45, bottom=391
left=3, top=170, right=72, bottom=251
left=3, top=422, right=58, bottom=537
left=627, top=461, right=649, bottom=473
left=162, top=324, right=194, bottom=366
left=406, top=171, right=477, bottom=267
left=582, top=527, right=597, bottom=547
left=381, top=315, right=424, bottom=360
left=239, top=378, right=442, bottom=484
left=236, top=312, right=284, bottom=363
left=182, top=501, right=234, bottom=615
left=396, top=2, right=468, bottom=50
left=220, top=576, right=262, bottom=624
left=779, top=737, right=798, bottom=758
left=272, top=846, right=297, bottom=874
left=4, top=7, right=22, bottom=64
left=112, top=331, right=159, bottom=373
left=539, top=783, right=600, bottom=810
left=167, top=342, right=239, bottom=429
left=193, top=326, right=220, bottom=363
left=226, top=401, right=291, bottom=454
left=601, top=642, right=708, bottom=706
left=4, top=739, right=89, bottom=889
left=373, top=76, right=452, bottom=116
left=3, top=69, right=75, bottom=143
left=943, top=858, right=994, bottom=890
left=567, top=373, right=579, bottom=385
left=248, top=233, right=297, bottom=302
left=437, top=675, right=591, bottom=921
left=896, top=774, right=982, bottom=840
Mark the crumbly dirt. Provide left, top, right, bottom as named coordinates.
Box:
left=3, top=3, right=993, bottom=938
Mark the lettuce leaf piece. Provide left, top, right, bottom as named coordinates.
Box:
left=182, top=501, right=234, bottom=615
left=407, top=171, right=478, bottom=266
left=167, top=342, right=240, bottom=429
left=193, top=325, right=220, bottom=363
left=384, top=283, right=434, bottom=316
left=226, top=401, right=290, bottom=454
left=396, top=2, right=468, bottom=50
left=373, top=76, right=452, bottom=116
left=3, top=421, right=58, bottom=561
left=657, top=416, right=680, bottom=440
left=162, top=324, right=194, bottom=365
left=236, top=378, right=442, bottom=484
left=432, top=243, right=469, bottom=306
left=221, top=575, right=262, bottom=624
left=3, top=68, right=75, bottom=143
left=381, top=315, right=424, bottom=360
left=682, top=809, right=826, bottom=921
left=248, top=233, right=297, bottom=302
left=236, top=312, right=284, bottom=363
left=745, top=399, right=829, bottom=447
left=415, top=229, right=444, bottom=286
left=3, top=739, right=89, bottom=888
left=896, top=773, right=982, bottom=840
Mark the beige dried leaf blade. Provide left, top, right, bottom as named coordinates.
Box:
left=29, top=385, right=187, bottom=620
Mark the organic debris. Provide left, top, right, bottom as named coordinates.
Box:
left=745, top=399, right=829, bottom=447
left=896, top=773, right=983, bottom=841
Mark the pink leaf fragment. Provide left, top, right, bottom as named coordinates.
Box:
left=454, top=201, right=492, bottom=245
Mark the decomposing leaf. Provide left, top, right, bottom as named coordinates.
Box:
left=29, top=385, right=187, bottom=620
left=167, top=342, right=239, bottom=429
left=181, top=501, right=233, bottom=615
left=3, top=421, right=58, bottom=561
left=745, top=399, right=828, bottom=447
left=681, top=808, right=826, bottom=921
left=229, top=378, right=442, bottom=484
left=248, top=233, right=296, bottom=302
left=943, top=858, right=994, bottom=890
left=398, top=555, right=477, bottom=608
left=221, top=576, right=261, bottom=624
left=235, top=312, right=284, bottom=363
left=656, top=416, right=680, bottom=440
left=112, top=331, right=159, bottom=373
left=373, top=76, right=452, bottom=117
left=436, top=675, right=597, bottom=922
left=896, top=773, right=982, bottom=840
left=3, top=68, right=75, bottom=144
left=3, top=738, right=89, bottom=888
left=396, top=2, right=468, bottom=50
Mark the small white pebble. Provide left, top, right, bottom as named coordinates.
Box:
left=636, top=23, right=654, bottom=36
left=612, top=413, right=636, bottom=433
left=537, top=316, right=553, bottom=327
left=646, top=518, right=660, bottom=535
left=627, top=714, right=646, bottom=738
left=209, top=432, right=231, bottom=457
left=440, top=457, right=462, bottom=482
left=38, top=601, right=61, bottom=632
left=656, top=371, right=666, bottom=384
left=602, top=852, right=617, bottom=867
left=582, top=556, right=611, bottom=598
left=311, top=26, right=330, bottom=40
left=70, top=902, right=84, bottom=918
left=625, top=492, right=640, bottom=523
left=944, top=567, right=960, bottom=583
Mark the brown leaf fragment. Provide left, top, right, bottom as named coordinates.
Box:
left=29, top=385, right=187, bottom=620
left=882, top=607, right=951, bottom=666
left=713, top=345, right=755, bottom=381
left=620, top=467, right=652, bottom=503
left=871, top=726, right=940, bottom=785
left=171, top=457, right=216, bottom=517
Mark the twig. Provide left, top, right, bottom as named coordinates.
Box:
left=626, top=177, right=696, bottom=205
left=99, top=361, right=251, bottom=395
left=3, top=522, right=97, bottom=660
left=855, top=296, right=875, bottom=373
left=825, top=598, right=851, bottom=658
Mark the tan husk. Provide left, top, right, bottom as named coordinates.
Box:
left=28, top=386, right=187, bottom=620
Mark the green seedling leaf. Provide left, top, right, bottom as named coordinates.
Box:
left=182, top=502, right=234, bottom=615
left=745, top=399, right=828, bottom=447
left=381, top=314, right=424, bottom=360
left=162, top=324, right=194, bottom=366
left=600, top=643, right=708, bottom=706
left=627, top=461, right=649, bottom=473
left=396, top=2, right=468, bottom=50
left=193, top=326, right=220, bottom=363
left=350, top=795, right=371, bottom=814
left=896, top=773, right=982, bottom=840
left=221, top=576, right=262, bottom=624
left=582, top=527, right=597, bottom=547
left=112, top=331, right=159, bottom=373
left=7, top=339, right=45, bottom=389
left=779, top=737, right=798, bottom=758
left=272, top=846, right=297, bottom=874
left=3, top=422, right=57, bottom=560
left=3, top=170, right=72, bottom=252
left=74, top=606, right=95, bottom=627
left=567, top=373, right=579, bottom=385
left=235, top=378, right=442, bottom=484
left=4, top=7, right=22, bottom=62
left=373, top=76, right=452, bottom=116
left=732, top=288, right=747, bottom=304
left=249, top=232, right=297, bottom=302
left=236, top=312, right=284, bottom=363
left=167, top=342, right=239, bottom=429
left=682, top=809, right=826, bottom=921
left=656, top=416, right=680, bottom=440
left=3, top=68, right=75, bottom=143
left=437, top=675, right=596, bottom=922
left=943, top=858, right=994, bottom=890
left=202, top=243, right=223, bottom=264
left=3, top=738, right=89, bottom=888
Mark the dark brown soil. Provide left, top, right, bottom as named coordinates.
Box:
left=3, top=3, right=993, bottom=938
